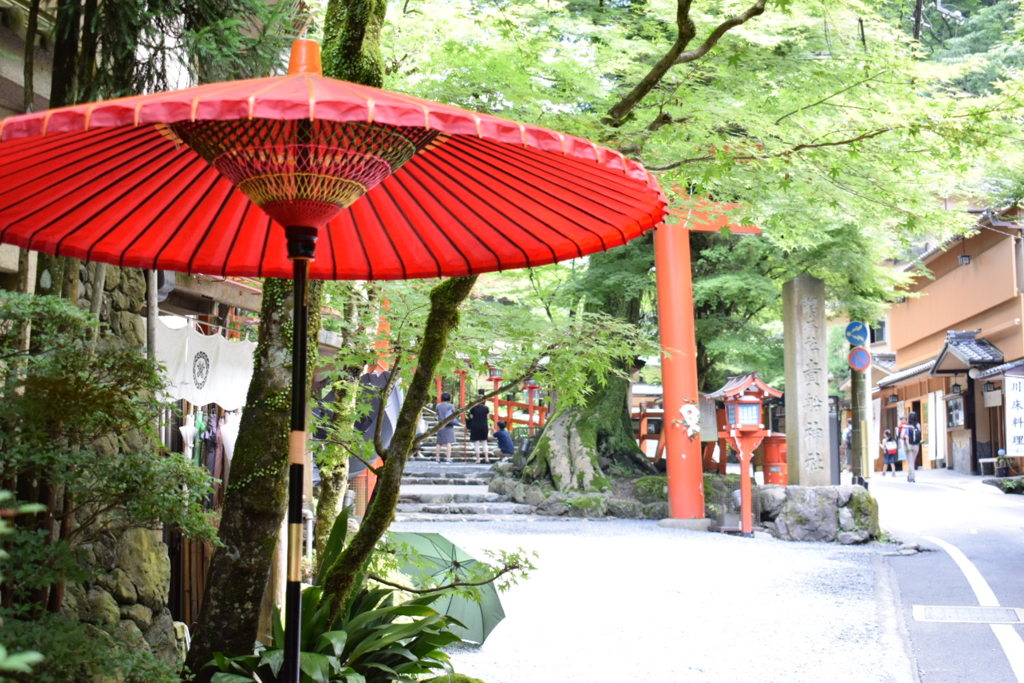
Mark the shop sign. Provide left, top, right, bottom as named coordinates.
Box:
left=1005, top=375, right=1024, bottom=456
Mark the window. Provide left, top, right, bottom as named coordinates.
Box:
left=870, top=320, right=887, bottom=344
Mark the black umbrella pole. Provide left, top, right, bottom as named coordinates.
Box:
left=284, top=227, right=317, bottom=683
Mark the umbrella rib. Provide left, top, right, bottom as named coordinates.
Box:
left=190, top=178, right=247, bottom=276
left=73, top=152, right=201, bottom=263
left=468, top=136, right=651, bottom=214
left=454, top=140, right=640, bottom=248
left=375, top=181, right=439, bottom=278
left=417, top=151, right=565, bottom=265
left=0, top=127, right=160, bottom=205
left=320, top=207, right=340, bottom=280
left=0, top=127, right=147, bottom=186
left=256, top=211, right=275, bottom=279
left=3, top=137, right=185, bottom=248
left=432, top=145, right=599, bottom=256
left=362, top=192, right=409, bottom=280
left=412, top=155, right=532, bottom=269
left=213, top=189, right=255, bottom=278
left=140, top=161, right=231, bottom=270
left=397, top=166, right=495, bottom=273
left=475, top=136, right=650, bottom=208
left=349, top=201, right=374, bottom=281
left=383, top=170, right=471, bottom=275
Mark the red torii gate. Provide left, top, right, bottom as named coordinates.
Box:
left=655, top=193, right=760, bottom=521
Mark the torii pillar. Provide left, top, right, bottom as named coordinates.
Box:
left=655, top=197, right=760, bottom=526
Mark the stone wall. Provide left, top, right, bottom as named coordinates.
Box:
left=758, top=484, right=879, bottom=544
left=63, top=528, right=187, bottom=667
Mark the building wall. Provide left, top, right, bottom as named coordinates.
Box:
left=890, top=230, right=1024, bottom=364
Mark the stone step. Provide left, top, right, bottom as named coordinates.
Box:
left=394, top=512, right=548, bottom=523
left=398, top=491, right=508, bottom=504
left=394, top=501, right=536, bottom=515
left=400, top=476, right=492, bottom=486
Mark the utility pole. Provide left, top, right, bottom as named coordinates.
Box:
left=851, top=364, right=867, bottom=486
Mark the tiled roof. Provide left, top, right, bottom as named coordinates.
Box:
left=975, top=359, right=1024, bottom=380
left=873, top=352, right=896, bottom=373
left=877, top=360, right=936, bottom=389
left=932, top=330, right=1004, bottom=373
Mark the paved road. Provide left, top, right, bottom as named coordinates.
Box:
left=871, top=469, right=1024, bottom=682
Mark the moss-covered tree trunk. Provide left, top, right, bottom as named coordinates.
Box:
left=189, top=2, right=386, bottom=671
left=321, top=275, right=477, bottom=619
left=185, top=278, right=323, bottom=677
left=525, top=242, right=656, bottom=491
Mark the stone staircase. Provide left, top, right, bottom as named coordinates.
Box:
left=415, top=407, right=501, bottom=463
left=395, top=461, right=536, bottom=521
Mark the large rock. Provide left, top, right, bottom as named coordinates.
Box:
left=144, top=609, right=180, bottom=665
left=762, top=485, right=878, bottom=544
left=606, top=499, right=644, bottom=519
left=117, top=529, right=171, bottom=611
left=120, top=602, right=154, bottom=630
left=536, top=493, right=569, bottom=516
left=83, top=587, right=120, bottom=626
left=565, top=494, right=607, bottom=518
left=758, top=485, right=787, bottom=520
left=771, top=486, right=839, bottom=542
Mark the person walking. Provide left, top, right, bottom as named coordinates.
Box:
left=435, top=392, right=457, bottom=463
left=467, top=389, right=491, bottom=463
left=900, top=411, right=921, bottom=483
left=880, top=429, right=898, bottom=476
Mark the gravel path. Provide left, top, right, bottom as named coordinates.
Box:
left=391, top=518, right=915, bottom=683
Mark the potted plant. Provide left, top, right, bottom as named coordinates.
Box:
left=996, top=449, right=1011, bottom=478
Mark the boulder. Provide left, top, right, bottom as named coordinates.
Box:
left=120, top=602, right=153, bottom=630
left=83, top=587, right=120, bottom=626
left=758, top=485, right=787, bottom=521
left=643, top=502, right=670, bottom=520
left=144, top=609, right=180, bottom=665
left=110, top=569, right=138, bottom=604
left=523, top=488, right=547, bottom=507
left=565, top=494, right=607, bottom=518
left=536, top=493, right=569, bottom=516
left=117, top=529, right=170, bottom=611
left=762, top=485, right=878, bottom=544
left=770, top=486, right=839, bottom=542
left=606, top=499, right=644, bottom=519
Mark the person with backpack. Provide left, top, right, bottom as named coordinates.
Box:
left=880, top=429, right=898, bottom=476
left=900, top=411, right=922, bottom=483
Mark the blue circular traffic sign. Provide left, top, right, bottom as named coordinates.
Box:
left=848, top=346, right=871, bottom=372
left=845, top=321, right=869, bottom=346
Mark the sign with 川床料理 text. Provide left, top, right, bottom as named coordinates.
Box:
left=1005, top=375, right=1024, bottom=456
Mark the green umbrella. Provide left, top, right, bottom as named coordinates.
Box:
left=388, top=531, right=505, bottom=644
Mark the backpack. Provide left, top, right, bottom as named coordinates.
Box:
left=908, top=424, right=921, bottom=445
left=884, top=439, right=897, bottom=455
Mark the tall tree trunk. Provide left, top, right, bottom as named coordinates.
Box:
left=22, top=0, right=41, bottom=112
left=322, top=276, right=477, bottom=619
left=185, top=278, right=323, bottom=676
left=525, top=242, right=656, bottom=491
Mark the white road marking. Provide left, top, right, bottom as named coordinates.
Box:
left=924, top=535, right=1024, bottom=681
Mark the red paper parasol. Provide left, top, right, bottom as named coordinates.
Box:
left=0, top=40, right=664, bottom=681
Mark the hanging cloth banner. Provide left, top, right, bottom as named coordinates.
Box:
left=154, top=317, right=256, bottom=411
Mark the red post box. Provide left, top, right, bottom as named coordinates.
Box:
left=763, top=434, right=788, bottom=486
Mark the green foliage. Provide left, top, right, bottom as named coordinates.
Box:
left=212, top=514, right=463, bottom=683
left=422, top=675, right=486, bottom=683
left=633, top=476, right=669, bottom=504
left=0, top=492, right=43, bottom=676
left=0, top=610, right=177, bottom=682
left=0, top=290, right=216, bottom=544
left=378, top=0, right=1022, bottom=367
left=996, top=478, right=1024, bottom=494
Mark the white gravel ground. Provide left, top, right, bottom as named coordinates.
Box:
left=390, top=518, right=915, bottom=683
